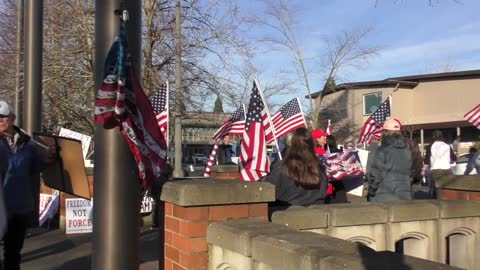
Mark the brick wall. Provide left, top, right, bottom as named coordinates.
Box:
left=164, top=202, right=268, bottom=270
left=440, top=189, right=480, bottom=201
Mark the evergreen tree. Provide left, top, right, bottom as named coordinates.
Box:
left=214, top=96, right=224, bottom=112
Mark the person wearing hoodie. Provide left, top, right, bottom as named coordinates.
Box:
left=367, top=118, right=412, bottom=202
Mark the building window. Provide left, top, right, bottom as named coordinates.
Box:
left=363, top=92, right=383, bottom=115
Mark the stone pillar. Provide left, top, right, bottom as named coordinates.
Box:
left=210, top=165, right=240, bottom=180
left=160, top=179, right=274, bottom=270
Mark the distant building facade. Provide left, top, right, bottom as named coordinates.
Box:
left=309, top=70, right=480, bottom=153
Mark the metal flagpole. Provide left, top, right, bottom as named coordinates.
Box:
left=166, top=80, right=170, bottom=154
left=254, top=78, right=282, bottom=160
left=93, top=1, right=142, bottom=269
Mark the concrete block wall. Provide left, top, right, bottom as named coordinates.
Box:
left=207, top=219, right=462, bottom=270
left=271, top=200, right=480, bottom=269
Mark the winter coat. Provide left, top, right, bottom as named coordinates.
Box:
left=367, top=134, right=412, bottom=202
left=216, top=144, right=235, bottom=165
left=263, top=161, right=328, bottom=207
left=0, top=126, right=47, bottom=225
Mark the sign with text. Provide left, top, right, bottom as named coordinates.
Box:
left=59, top=128, right=92, bottom=159
left=65, top=198, right=93, bottom=234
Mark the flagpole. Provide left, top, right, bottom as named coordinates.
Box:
left=254, top=78, right=282, bottom=159
left=166, top=80, right=170, bottom=154
left=296, top=97, right=308, bottom=128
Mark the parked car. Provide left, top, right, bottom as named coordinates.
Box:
left=192, top=153, right=208, bottom=164
left=451, top=153, right=477, bottom=175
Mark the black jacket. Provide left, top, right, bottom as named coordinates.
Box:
left=263, top=161, right=328, bottom=207
left=368, top=135, right=412, bottom=202
left=216, top=144, right=235, bottom=165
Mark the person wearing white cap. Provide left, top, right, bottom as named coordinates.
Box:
left=0, top=100, right=55, bottom=270
left=367, top=118, right=413, bottom=202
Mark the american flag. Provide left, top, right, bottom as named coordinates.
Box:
left=464, top=104, right=480, bottom=129
left=151, top=82, right=169, bottom=137
left=240, top=80, right=271, bottom=181
left=325, top=150, right=364, bottom=180
left=357, top=97, right=391, bottom=144
left=94, top=22, right=167, bottom=189
left=211, top=104, right=246, bottom=140
left=270, top=97, right=306, bottom=142
left=326, top=119, right=333, bottom=135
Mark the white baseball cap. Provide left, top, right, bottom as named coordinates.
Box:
left=0, top=101, right=13, bottom=116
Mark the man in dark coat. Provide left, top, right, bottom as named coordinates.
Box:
left=367, top=119, right=412, bottom=202
left=216, top=135, right=235, bottom=165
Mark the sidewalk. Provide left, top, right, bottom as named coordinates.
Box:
left=1, top=217, right=161, bottom=270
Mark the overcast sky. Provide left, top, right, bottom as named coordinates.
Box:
left=238, top=0, right=479, bottom=106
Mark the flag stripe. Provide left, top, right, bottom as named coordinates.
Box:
left=465, top=104, right=480, bottom=129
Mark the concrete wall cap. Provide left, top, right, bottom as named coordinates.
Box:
left=428, top=199, right=480, bottom=218
left=160, top=179, right=275, bottom=206
left=207, top=219, right=292, bottom=256
left=271, top=207, right=329, bottom=230
left=311, top=204, right=388, bottom=226
left=379, top=201, right=439, bottom=222
left=210, top=165, right=240, bottom=173
left=436, top=175, right=480, bottom=191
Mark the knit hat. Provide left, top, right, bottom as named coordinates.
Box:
left=383, top=118, right=402, bottom=131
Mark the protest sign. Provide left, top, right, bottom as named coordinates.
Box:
left=140, top=196, right=154, bottom=213
left=65, top=198, right=93, bottom=234
left=59, top=128, right=92, bottom=159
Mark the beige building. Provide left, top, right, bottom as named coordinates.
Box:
left=310, top=70, right=480, bottom=151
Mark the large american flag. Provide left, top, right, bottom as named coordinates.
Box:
left=357, top=97, right=391, bottom=144
left=240, top=80, right=271, bottom=181
left=94, top=22, right=167, bottom=189
left=151, top=82, right=169, bottom=137
left=325, top=150, right=364, bottom=180
left=464, top=104, right=480, bottom=129
left=211, top=104, right=246, bottom=140
left=270, top=97, right=306, bottom=142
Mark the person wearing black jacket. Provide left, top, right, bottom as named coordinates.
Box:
left=216, top=135, right=235, bottom=165
left=148, top=162, right=173, bottom=229
left=263, top=128, right=328, bottom=210
left=367, top=119, right=412, bottom=202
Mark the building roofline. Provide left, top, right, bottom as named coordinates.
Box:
left=306, top=69, right=480, bottom=99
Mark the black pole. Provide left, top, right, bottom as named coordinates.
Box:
left=23, top=0, right=42, bottom=133
left=92, top=1, right=142, bottom=270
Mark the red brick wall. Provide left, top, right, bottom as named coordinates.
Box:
left=164, top=202, right=268, bottom=270
left=440, top=189, right=480, bottom=201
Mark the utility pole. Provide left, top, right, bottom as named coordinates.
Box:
left=92, top=0, right=142, bottom=269
left=173, top=0, right=184, bottom=177
left=15, top=0, right=24, bottom=127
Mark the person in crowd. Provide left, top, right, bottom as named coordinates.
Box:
left=148, top=161, right=173, bottom=229
left=325, top=135, right=341, bottom=153
left=423, top=130, right=457, bottom=199
left=402, top=130, right=423, bottom=185
left=465, top=147, right=480, bottom=175
left=311, top=129, right=327, bottom=156
left=0, top=100, right=56, bottom=270
left=216, top=135, right=235, bottom=165
left=263, top=127, right=328, bottom=209
left=367, top=118, right=412, bottom=202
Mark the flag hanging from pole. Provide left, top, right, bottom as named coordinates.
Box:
left=151, top=82, right=169, bottom=137
left=94, top=21, right=167, bottom=189
left=240, top=80, right=271, bottom=181
left=204, top=142, right=219, bottom=177
left=270, top=97, right=306, bottom=141
left=211, top=104, right=246, bottom=140
left=326, top=119, right=333, bottom=135
left=357, top=97, right=391, bottom=145
left=464, top=104, right=480, bottom=129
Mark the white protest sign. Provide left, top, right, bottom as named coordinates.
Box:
left=59, top=128, right=92, bottom=159
left=39, top=193, right=60, bottom=226
left=65, top=198, right=93, bottom=234
left=140, top=196, right=154, bottom=213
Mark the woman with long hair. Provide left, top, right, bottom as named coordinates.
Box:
left=263, top=127, right=328, bottom=207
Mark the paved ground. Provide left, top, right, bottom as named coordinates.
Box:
left=1, top=218, right=161, bottom=270
left=0, top=184, right=431, bottom=270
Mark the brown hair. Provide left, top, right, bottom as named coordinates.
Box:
left=282, top=128, right=325, bottom=185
